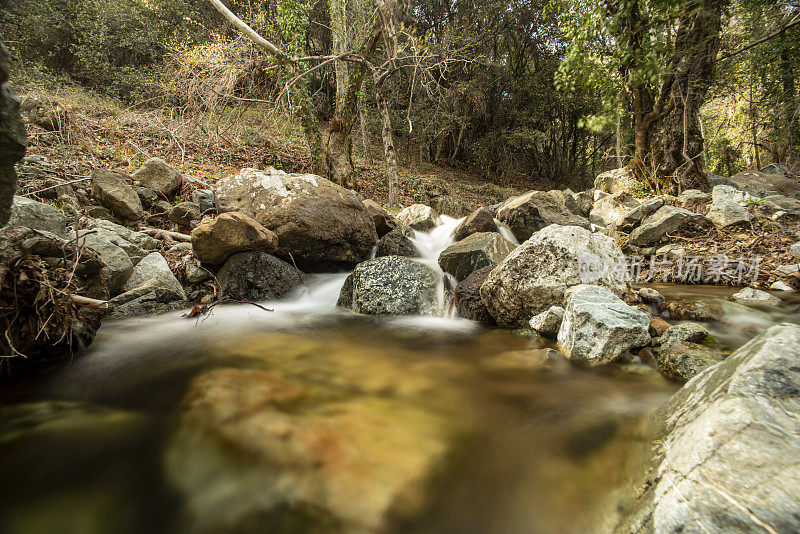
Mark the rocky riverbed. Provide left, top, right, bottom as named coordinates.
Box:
left=2, top=157, right=800, bottom=533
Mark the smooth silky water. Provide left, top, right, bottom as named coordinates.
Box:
left=1, top=218, right=797, bottom=534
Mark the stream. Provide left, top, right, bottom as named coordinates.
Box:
left=1, top=217, right=798, bottom=534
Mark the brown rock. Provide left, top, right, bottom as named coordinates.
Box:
left=452, top=207, right=497, bottom=242
left=190, top=212, right=278, bottom=265
left=649, top=316, right=672, bottom=337
left=453, top=265, right=495, bottom=323
left=363, top=199, right=396, bottom=237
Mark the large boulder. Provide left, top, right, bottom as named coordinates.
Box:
left=396, top=203, right=440, bottom=231
left=91, top=169, right=143, bottom=221
left=108, top=278, right=187, bottom=320
left=214, top=168, right=378, bottom=270
left=216, top=252, right=303, bottom=301
left=618, top=197, right=665, bottom=231
left=5, top=196, right=68, bottom=237
left=452, top=207, right=497, bottom=242
left=0, top=37, right=26, bottom=226
left=453, top=266, right=495, bottom=323
left=731, top=169, right=800, bottom=197
left=123, top=252, right=185, bottom=300
left=496, top=190, right=591, bottom=241
left=707, top=184, right=753, bottom=227
left=594, top=167, right=634, bottom=194
left=190, top=212, right=278, bottom=266
left=374, top=225, right=420, bottom=258
left=337, top=256, right=439, bottom=316
left=627, top=206, right=709, bottom=247
left=438, top=232, right=516, bottom=282
left=620, top=323, right=800, bottom=533
left=131, top=157, right=182, bottom=197
left=589, top=192, right=641, bottom=228
left=556, top=285, right=650, bottom=365
left=480, top=224, right=627, bottom=327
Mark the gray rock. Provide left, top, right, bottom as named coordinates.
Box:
left=707, top=185, right=753, bottom=227
left=214, top=167, right=378, bottom=270
left=438, top=232, right=516, bottom=282
left=191, top=189, right=215, bottom=212
left=184, top=256, right=210, bottom=283
left=656, top=341, right=723, bottom=382
left=731, top=287, right=781, bottom=306
left=759, top=162, right=790, bottom=175
left=396, top=203, right=440, bottom=231
left=135, top=186, right=160, bottom=207
left=337, top=256, right=439, bottom=316
left=77, top=231, right=134, bottom=295
left=216, top=252, right=303, bottom=301
left=638, top=287, right=666, bottom=306
left=0, top=37, right=26, bottom=226
left=496, top=190, right=591, bottom=241
left=453, top=265, right=495, bottom=323
left=434, top=195, right=470, bottom=217
left=91, top=169, right=143, bottom=221
left=123, top=252, right=185, bottom=300
left=5, top=195, right=68, bottom=237
left=618, top=197, right=665, bottom=230
left=85, top=219, right=159, bottom=251
left=707, top=174, right=738, bottom=188
left=169, top=201, right=200, bottom=228
left=678, top=189, right=710, bottom=209
left=529, top=306, right=564, bottom=337
left=776, top=263, right=800, bottom=276
left=627, top=206, right=709, bottom=247
left=770, top=280, right=794, bottom=291
left=620, top=323, right=800, bottom=534
left=659, top=322, right=708, bottom=346
left=590, top=192, right=641, bottom=228
left=452, top=207, right=498, bottom=241
left=480, top=224, right=628, bottom=327
left=110, top=278, right=186, bottom=307
left=375, top=225, right=420, bottom=258
left=191, top=212, right=278, bottom=266
left=131, top=157, right=182, bottom=197
left=556, top=285, right=650, bottom=365
left=594, top=167, right=634, bottom=194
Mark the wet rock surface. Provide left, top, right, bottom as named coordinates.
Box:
left=453, top=265, right=495, bottom=323
left=338, top=256, right=439, bottom=316
left=438, top=231, right=516, bottom=282
left=396, top=203, right=441, bottom=231
left=621, top=323, right=800, bottom=533
left=452, top=207, right=497, bottom=241
left=374, top=225, right=420, bottom=258
left=216, top=252, right=303, bottom=301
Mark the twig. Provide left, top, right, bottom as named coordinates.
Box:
left=23, top=176, right=92, bottom=196
left=70, top=294, right=109, bottom=309
left=140, top=227, right=192, bottom=242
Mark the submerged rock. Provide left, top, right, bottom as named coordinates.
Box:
left=131, top=157, right=182, bottom=197
left=191, top=212, right=278, bottom=265
left=216, top=252, right=303, bottom=301
left=438, top=232, right=516, bottom=282
left=496, top=190, right=591, bottom=241
left=165, top=350, right=465, bottom=534
left=620, top=323, right=800, bottom=533
left=337, top=256, right=439, bottom=316
left=396, top=203, right=440, bottom=231
left=556, top=285, right=650, bottom=365
left=480, top=224, right=627, bottom=326
left=215, top=168, right=378, bottom=270
left=453, top=265, right=495, bottom=323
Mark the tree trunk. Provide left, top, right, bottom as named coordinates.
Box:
left=359, top=105, right=373, bottom=166
left=653, top=0, right=724, bottom=192
left=375, top=76, right=399, bottom=206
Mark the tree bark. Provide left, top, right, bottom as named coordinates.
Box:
left=653, top=0, right=724, bottom=193
left=375, top=75, right=399, bottom=206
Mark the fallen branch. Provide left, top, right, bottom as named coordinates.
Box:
left=70, top=294, right=109, bottom=309
left=141, top=227, right=192, bottom=242
left=22, top=176, right=92, bottom=196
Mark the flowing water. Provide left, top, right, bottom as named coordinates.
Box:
left=1, top=218, right=798, bottom=534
